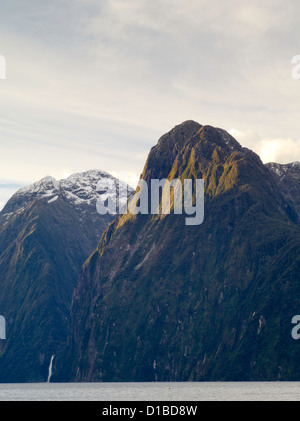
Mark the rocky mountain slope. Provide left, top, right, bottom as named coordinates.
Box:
left=57, top=121, right=300, bottom=382
left=0, top=170, right=132, bottom=382
left=266, top=162, right=300, bottom=218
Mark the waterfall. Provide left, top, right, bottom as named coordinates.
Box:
left=47, top=355, right=55, bottom=383
left=0, top=316, right=5, bottom=340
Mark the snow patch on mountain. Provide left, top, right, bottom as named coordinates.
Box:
left=48, top=196, right=58, bottom=204
left=266, top=162, right=300, bottom=179
left=1, top=170, right=133, bottom=219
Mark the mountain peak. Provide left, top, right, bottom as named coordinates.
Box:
left=62, top=169, right=113, bottom=183
left=171, top=119, right=203, bottom=134
left=59, top=121, right=300, bottom=383
left=1, top=170, right=132, bottom=219
left=142, top=121, right=244, bottom=182
left=18, top=175, right=59, bottom=195
left=41, top=175, right=57, bottom=183
left=157, top=120, right=202, bottom=148
left=154, top=121, right=243, bottom=156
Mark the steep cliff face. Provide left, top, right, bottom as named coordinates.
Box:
left=58, top=122, right=300, bottom=382
left=0, top=170, right=131, bottom=382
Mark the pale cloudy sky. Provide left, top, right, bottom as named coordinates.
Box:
left=0, top=0, right=300, bottom=208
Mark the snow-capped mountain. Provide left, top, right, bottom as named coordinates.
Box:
left=0, top=169, right=133, bottom=382
left=1, top=170, right=133, bottom=220
left=266, top=161, right=300, bottom=178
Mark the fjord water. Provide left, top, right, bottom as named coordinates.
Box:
left=0, top=383, right=300, bottom=401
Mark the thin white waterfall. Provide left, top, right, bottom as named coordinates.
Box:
left=0, top=316, right=5, bottom=340
left=47, top=355, right=55, bottom=383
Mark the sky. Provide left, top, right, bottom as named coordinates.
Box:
left=0, top=0, right=300, bottom=209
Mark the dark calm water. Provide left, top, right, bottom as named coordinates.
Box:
left=0, top=382, right=300, bottom=401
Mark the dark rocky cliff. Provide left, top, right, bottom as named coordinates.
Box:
left=0, top=171, right=130, bottom=382
left=57, top=122, right=300, bottom=382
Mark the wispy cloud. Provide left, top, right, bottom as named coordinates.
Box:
left=0, top=0, right=299, bottom=210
